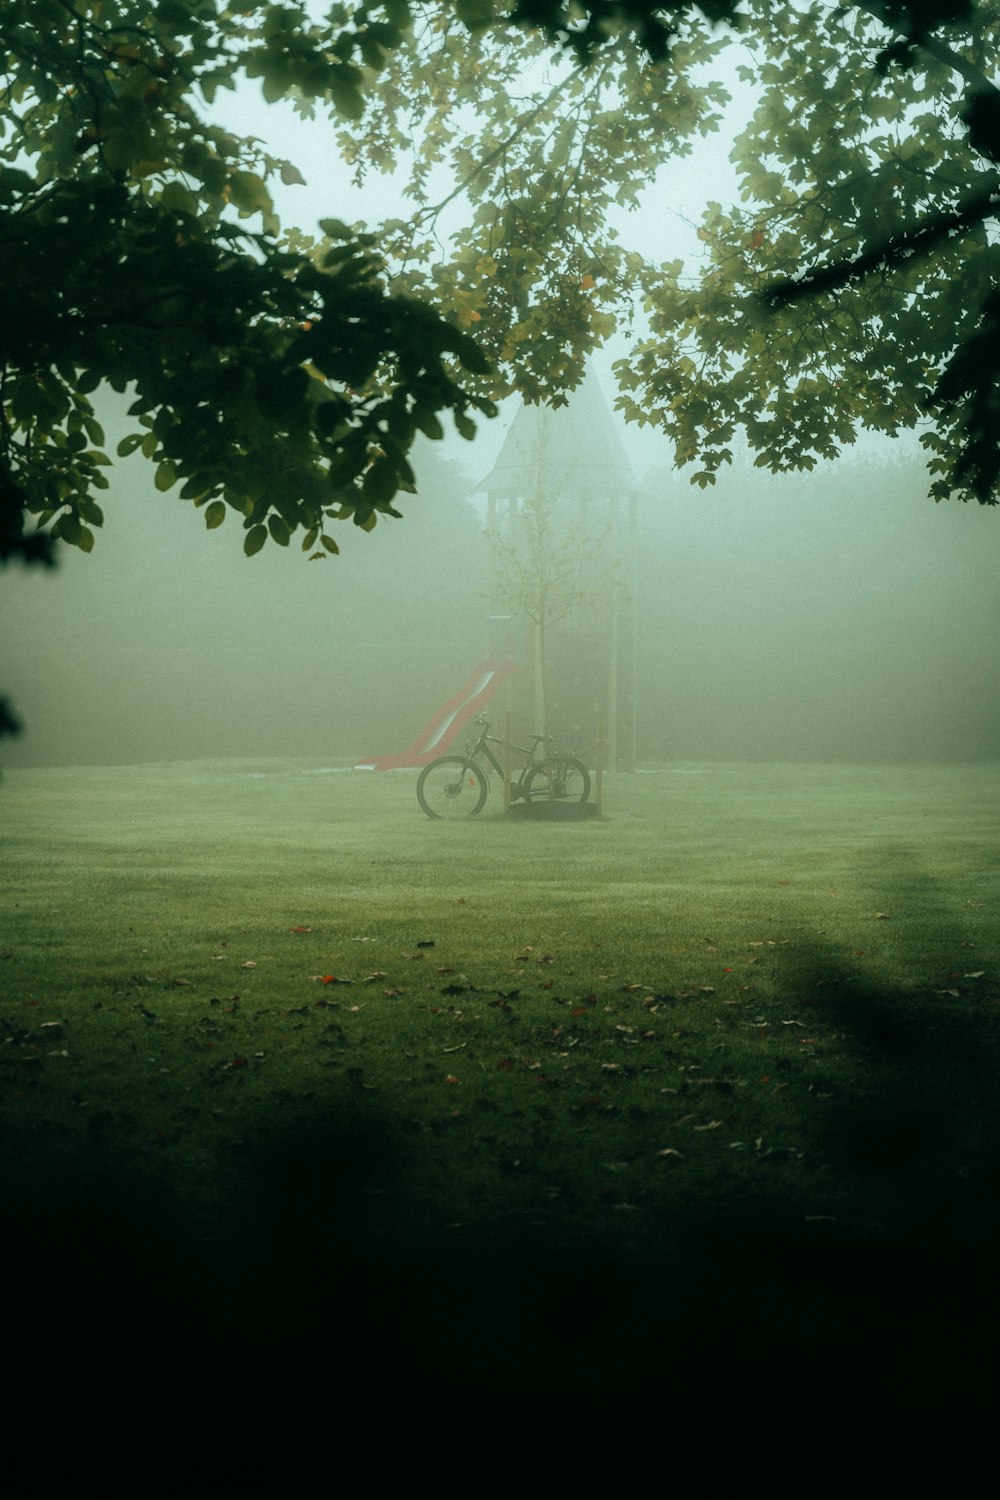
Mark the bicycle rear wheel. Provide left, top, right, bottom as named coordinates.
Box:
left=417, top=756, right=489, bottom=819
left=523, top=755, right=590, bottom=804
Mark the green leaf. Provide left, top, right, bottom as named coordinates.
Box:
left=154, top=462, right=178, bottom=492
left=205, top=500, right=226, bottom=529
left=414, top=409, right=444, bottom=441
left=267, top=514, right=291, bottom=545
left=227, top=170, right=273, bottom=217
left=456, top=0, right=494, bottom=30
left=55, top=514, right=79, bottom=544
left=181, top=477, right=212, bottom=501
left=243, top=525, right=267, bottom=556
left=327, top=76, right=366, bottom=121
left=160, top=182, right=199, bottom=217
left=361, top=457, right=399, bottom=504
left=320, top=534, right=340, bottom=554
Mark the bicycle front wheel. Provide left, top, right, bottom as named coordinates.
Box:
left=417, top=757, right=489, bottom=819
left=523, top=755, right=591, bottom=805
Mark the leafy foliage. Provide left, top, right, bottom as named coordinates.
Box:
left=612, top=1, right=1000, bottom=502
left=0, top=0, right=499, bottom=581
left=326, top=0, right=1000, bottom=504
left=2, top=0, right=998, bottom=616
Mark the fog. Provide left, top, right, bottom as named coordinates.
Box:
left=2, top=377, right=997, bottom=768
left=3, top=57, right=998, bottom=772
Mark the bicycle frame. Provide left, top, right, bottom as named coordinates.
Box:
left=415, top=713, right=591, bottom=818
left=458, top=719, right=546, bottom=794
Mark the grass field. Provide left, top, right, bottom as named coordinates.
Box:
left=3, top=757, right=999, bottom=1470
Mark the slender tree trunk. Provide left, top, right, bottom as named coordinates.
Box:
left=607, top=582, right=618, bottom=774
left=533, top=618, right=546, bottom=738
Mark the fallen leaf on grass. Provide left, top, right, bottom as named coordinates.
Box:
left=312, top=974, right=353, bottom=986
left=874, top=913, right=891, bottom=921
left=693, top=1119, right=725, bottom=1131
left=383, top=988, right=405, bottom=998
left=239, top=961, right=257, bottom=970
left=289, top=926, right=312, bottom=934
left=363, top=971, right=388, bottom=982
left=656, top=1148, right=684, bottom=1158
left=964, top=971, right=986, bottom=979
left=222, top=1056, right=248, bottom=1070
left=443, top=1074, right=460, bottom=1084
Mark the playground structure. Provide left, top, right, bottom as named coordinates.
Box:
left=354, top=660, right=518, bottom=771
left=476, top=366, right=642, bottom=772
left=357, top=368, right=641, bottom=778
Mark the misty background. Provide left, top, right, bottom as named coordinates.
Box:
left=2, top=379, right=997, bottom=768
left=2, top=55, right=998, bottom=771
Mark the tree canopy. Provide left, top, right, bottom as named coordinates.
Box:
left=1, top=0, right=998, bottom=612
left=614, top=0, right=1000, bottom=503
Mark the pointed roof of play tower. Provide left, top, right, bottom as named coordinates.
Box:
left=476, top=366, right=642, bottom=501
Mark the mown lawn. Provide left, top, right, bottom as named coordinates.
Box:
left=3, top=758, right=999, bottom=1473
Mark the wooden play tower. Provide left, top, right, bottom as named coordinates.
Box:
left=476, top=367, right=643, bottom=772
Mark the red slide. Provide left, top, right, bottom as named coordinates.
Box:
left=354, top=661, right=519, bottom=771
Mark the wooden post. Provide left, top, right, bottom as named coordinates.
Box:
left=503, top=710, right=512, bottom=815
left=627, top=489, right=639, bottom=773
left=595, top=719, right=605, bottom=817
left=533, top=619, right=545, bottom=739
left=606, top=582, right=618, bottom=776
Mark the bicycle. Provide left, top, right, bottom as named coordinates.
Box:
left=416, top=713, right=591, bottom=819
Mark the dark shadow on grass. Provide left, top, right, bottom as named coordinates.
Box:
left=4, top=852, right=999, bottom=1483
